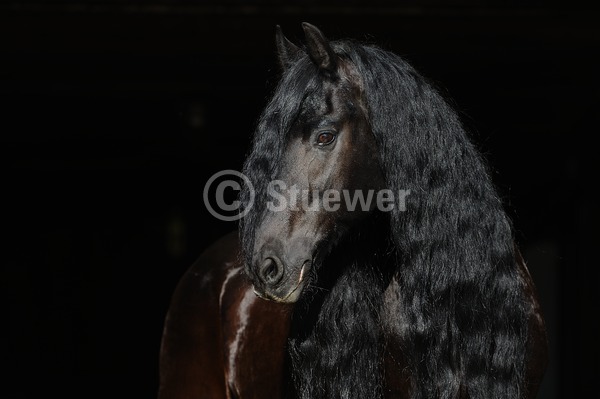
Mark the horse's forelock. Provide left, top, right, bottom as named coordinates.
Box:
left=239, top=55, right=319, bottom=263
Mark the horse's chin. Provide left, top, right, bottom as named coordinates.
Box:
left=253, top=282, right=306, bottom=304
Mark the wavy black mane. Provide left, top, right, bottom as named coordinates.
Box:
left=240, top=39, right=529, bottom=399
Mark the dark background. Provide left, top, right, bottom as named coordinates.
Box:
left=2, top=1, right=598, bottom=398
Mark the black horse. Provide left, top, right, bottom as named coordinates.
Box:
left=158, top=23, right=548, bottom=399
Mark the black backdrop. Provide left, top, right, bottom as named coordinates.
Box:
left=2, top=2, right=598, bottom=398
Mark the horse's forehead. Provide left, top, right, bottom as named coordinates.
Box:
left=300, top=76, right=360, bottom=117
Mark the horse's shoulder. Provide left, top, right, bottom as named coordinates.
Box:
left=167, top=230, right=292, bottom=398
left=173, top=230, right=245, bottom=299
left=191, top=230, right=243, bottom=280
left=159, top=231, right=243, bottom=399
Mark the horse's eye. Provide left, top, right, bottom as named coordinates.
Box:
left=317, top=131, right=336, bottom=146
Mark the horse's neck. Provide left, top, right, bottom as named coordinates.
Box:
left=290, top=216, right=394, bottom=332
left=287, top=264, right=387, bottom=399
left=286, top=220, right=394, bottom=399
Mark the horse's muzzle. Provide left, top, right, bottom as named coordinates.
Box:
left=250, top=243, right=312, bottom=303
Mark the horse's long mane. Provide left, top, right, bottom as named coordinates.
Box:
left=240, top=39, right=529, bottom=399
left=346, top=43, right=529, bottom=398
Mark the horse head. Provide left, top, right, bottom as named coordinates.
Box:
left=242, top=23, right=385, bottom=303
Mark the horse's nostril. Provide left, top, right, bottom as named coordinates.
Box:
left=259, top=256, right=284, bottom=286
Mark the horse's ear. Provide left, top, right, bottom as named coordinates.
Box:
left=302, top=22, right=338, bottom=75
left=275, top=25, right=302, bottom=71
